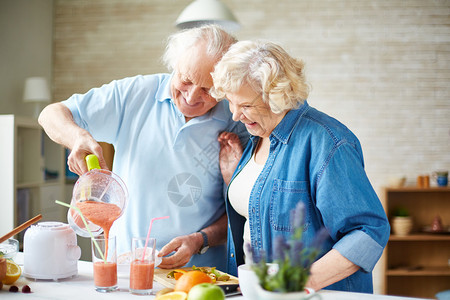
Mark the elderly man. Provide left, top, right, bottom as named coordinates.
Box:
left=39, top=25, right=247, bottom=270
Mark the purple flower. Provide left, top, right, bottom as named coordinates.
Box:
left=290, top=202, right=305, bottom=230
left=244, top=242, right=254, bottom=264
left=311, top=227, right=329, bottom=250
left=273, top=235, right=289, bottom=261
left=289, top=240, right=304, bottom=267
left=252, top=247, right=265, bottom=264
left=250, top=202, right=330, bottom=293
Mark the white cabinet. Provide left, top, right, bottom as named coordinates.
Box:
left=0, top=115, right=70, bottom=243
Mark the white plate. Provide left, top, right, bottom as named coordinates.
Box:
left=117, top=249, right=162, bottom=275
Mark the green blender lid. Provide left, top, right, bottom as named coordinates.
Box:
left=85, top=154, right=101, bottom=171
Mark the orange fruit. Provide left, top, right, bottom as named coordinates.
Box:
left=174, top=271, right=213, bottom=293
left=2, top=259, right=21, bottom=285
left=156, top=291, right=187, bottom=300
left=174, top=269, right=187, bottom=280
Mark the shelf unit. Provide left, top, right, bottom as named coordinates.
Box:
left=382, top=187, right=450, bottom=298
left=0, top=115, right=72, bottom=245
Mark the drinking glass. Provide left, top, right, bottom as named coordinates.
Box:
left=129, top=237, right=156, bottom=295
left=91, top=235, right=117, bottom=292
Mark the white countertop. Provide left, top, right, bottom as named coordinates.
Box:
left=2, top=253, right=431, bottom=300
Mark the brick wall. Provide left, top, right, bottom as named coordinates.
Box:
left=53, top=0, right=450, bottom=293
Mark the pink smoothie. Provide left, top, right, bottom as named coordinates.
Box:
left=130, top=260, right=155, bottom=290
left=76, top=201, right=121, bottom=240
left=93, top=262, right=117, bottom=288
left=77, top=200, right=122, bottom=257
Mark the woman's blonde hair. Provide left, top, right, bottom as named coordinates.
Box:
left=211, top=40, right=310, bottom=114
left=162, top=25, right=237, bottom=72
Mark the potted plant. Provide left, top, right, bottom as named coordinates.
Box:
left=247, top=202, right=327, bottom=299
left=392, top=207, right=413, bottom=236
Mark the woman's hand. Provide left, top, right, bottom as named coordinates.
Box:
left=305, top=249, right=360, bottom=291
left=218, top=132, right=243, bottom=185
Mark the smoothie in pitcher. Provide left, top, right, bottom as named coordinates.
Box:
left=76, top=200, right=121, bottom=240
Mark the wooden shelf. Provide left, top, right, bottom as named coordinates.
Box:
left=389, top=233, right=450, bottom=241
left=0, top=115, right=67, bottom=242
left=385, top=186, right=450, bottom=192
left=42, top=180, right=63, bottom=186
left=16, top=181, right=42, bottom=189
left=387, top=266, right=450, bottom=276
left=382, top=186, right=450, bottom=298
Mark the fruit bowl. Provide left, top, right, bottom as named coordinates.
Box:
left=0, top=238, right=19, bottom=259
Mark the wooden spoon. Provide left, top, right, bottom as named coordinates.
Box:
left=0, top=214, right=42, bottom=244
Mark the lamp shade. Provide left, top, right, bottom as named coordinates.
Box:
left=176, top=0, right=240, bottom=32
left=23, top=77, right=50, bottom=103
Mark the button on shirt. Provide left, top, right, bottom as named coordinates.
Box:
left=63, top=74, right=248, bottom=270
left=225, top=101, right=390, bottom=292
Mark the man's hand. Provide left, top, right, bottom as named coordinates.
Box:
left=218, top=131, right=243, bottom=185
left=157, top=214, right=227, bottom=269
left=38, top=102, right=109, bottom=175
left=157, top=232, right=203, bottom=269
left=68, top=132, right=108, bottom=175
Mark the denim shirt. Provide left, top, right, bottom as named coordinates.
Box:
left=225, top=101, right=390, bottom=293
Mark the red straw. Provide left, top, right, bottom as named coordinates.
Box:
left=141, top=216, right=169, bottom=262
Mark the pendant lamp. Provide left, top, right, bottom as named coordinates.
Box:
left=175, top=0, right=240, bottom=32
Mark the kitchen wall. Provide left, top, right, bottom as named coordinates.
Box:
left=1, top=0, right=449, bottom=294
left=52, top=0, right=450, bottom=191
left=0, top=0, right=53, bottom=115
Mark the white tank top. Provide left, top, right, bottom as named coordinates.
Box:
left=228, top=150, right=264, bottom=262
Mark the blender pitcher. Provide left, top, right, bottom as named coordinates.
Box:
left=68, top=154, right=128, bottom=237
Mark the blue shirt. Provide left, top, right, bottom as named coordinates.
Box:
left=226, top=101, right=390, bottom=292
left=63, top=74, right=248, bottom=270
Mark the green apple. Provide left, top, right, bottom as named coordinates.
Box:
left=187, top=283, right=225, bottom=300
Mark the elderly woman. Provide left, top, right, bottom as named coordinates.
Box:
left=211, top=41, right=390, bottom=292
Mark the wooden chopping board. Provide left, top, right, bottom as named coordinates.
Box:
left=154, top=267, right=239, bottom=288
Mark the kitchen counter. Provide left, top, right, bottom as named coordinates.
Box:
left=2, top=253, right=431, bottom=300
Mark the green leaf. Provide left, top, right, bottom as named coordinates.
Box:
left=166, top=270, right=176, bottom=278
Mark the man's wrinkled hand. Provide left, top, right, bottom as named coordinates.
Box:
left=157, top=234, right=202, bottom=269
left=67, top=132, right=108, bottom=175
